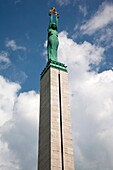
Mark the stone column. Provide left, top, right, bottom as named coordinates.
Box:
left=38, top=61, right=74, bottom=170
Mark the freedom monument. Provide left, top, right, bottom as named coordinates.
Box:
left=38, top=8, right=75, bottom=170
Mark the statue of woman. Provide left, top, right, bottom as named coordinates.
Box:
left=47, top=8, right=59, bottom=61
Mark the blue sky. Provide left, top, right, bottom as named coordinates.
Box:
left=0, top=0, right=113, bottom=170
left=1, top=0, right=113, bottom=92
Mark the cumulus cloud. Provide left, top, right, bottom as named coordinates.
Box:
left=58, top=31, right=113, bottom=170
left=0, top=140, right=20, bottom=170
left=0, top=76, right=20, bottom=127
left=0, top=76, right=39, bottom=170
left=1, top=29, right=113, bottom=170
left=58, top=31, right=104, bottom=73
left=81, top=2, right=113, bottom=35
left=6, top=40, right=26, bottom=51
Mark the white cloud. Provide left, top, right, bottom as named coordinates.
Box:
left=14, top=91, right=39, bottom=123
left=25, top=33, right=30, bottom=40
left=81, top=2, right=113, bottom=35
left=0, top=52, right=10, bottom=64
left=14, top=0, right=21, bottom=5
left=56, top=0, right=70, bottom=6
left=0, top=76, right=20, bottom=127
left=0, top=76, right=39, bottom=170
left=0, top=140, right=20, bottom=170
left=58, top=31, right=113, bottom=170
left=0, top=51, right=11, bottom=69
left=79, top=4, right=87, bottom=17
left=58, top=31, right=104, bottom=73
left=94, top=26, right=113, bottom=49
left=6, top=40, right=26, bottom=51
left=1, top=29, right=113, bottom=170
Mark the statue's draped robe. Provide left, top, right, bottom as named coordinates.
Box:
left=47, top=15, right=59, bottom=61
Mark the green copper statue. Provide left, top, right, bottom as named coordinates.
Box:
left=47, top=8, right=59, bottom=61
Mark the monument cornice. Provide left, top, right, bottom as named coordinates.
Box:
left=40, top=59, right=67, bottom=79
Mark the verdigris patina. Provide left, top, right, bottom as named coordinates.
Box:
left=41, top=8, right=67, bottom=79
left=47, top=7, right=59, bottom=61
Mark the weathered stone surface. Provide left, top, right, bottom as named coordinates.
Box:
left=38, top=67, right=74, bottom=170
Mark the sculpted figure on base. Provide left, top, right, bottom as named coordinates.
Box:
left=47, top=7, right=59, bottom=61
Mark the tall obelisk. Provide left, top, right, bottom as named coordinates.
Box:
left=38, top=8, right=74, bottom=170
